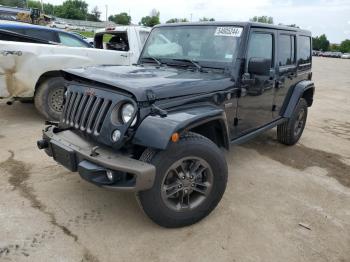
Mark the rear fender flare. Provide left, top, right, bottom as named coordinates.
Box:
left=282, top=80, right=315, bottom=118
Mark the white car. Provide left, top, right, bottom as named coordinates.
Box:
left=341, top=53, right=350, bottom=59
left=49, top=21, right=68, bottom=29
left=67, top=23, right=78, bottom=30
left=0, top=26, right=151, bottom=120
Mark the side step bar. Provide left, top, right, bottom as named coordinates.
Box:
left=230, top=118, right=287, bottom=145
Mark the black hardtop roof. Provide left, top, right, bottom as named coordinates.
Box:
left=154, top=21, right=311, bottom=35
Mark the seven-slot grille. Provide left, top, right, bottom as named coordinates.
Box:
left=61, top=90, right=112, bottom=136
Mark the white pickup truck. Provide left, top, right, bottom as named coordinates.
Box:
left=0, top=25, right=150, bottom=120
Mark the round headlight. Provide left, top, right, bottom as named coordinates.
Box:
left=121, top=103, right=137, bottom=126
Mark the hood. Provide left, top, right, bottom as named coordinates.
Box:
left=63, top=65, right=234, bottom=101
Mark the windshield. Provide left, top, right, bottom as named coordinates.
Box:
left=140, top=25, right=243, bottom=68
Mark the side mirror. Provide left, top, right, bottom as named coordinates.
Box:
left=248, top=57, right=271, bottom=76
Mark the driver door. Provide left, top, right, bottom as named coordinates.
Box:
left=233, top=29, right=277, bottom=138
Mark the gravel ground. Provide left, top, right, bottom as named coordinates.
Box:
left=0, top=57, right=349, bottom=262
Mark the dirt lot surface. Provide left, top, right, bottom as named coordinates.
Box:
left=0, top=57, right=350, bottom=262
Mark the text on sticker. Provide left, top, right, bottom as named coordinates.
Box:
left=215, top=27, right=243, bottom=37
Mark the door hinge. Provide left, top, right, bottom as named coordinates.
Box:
left=272, top=105, right=276, bottom=111
left=234, top=117, right=239, bottom=126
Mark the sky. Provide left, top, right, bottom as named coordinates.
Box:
left=45, top=0, right=350, bottom=43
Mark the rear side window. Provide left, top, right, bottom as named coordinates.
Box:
left=298, top=36, right=311, bottom=65
left=58, top=32, right=89, bottom=47
left=24, top=29, right=56, bottom=42
left=278, top=34, right=296, bottom=66
left=247, top=32, right=273, bottom=66
left=105, top=33, right=129, bottom=51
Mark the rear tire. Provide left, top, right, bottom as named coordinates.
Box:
left=34, top=77, right=65, bottom=121
left=277, top=98, right=308, bottom=145
left=138, top=132, right=228, bottom=228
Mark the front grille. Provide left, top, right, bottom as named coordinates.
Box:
left=62, top=90, right=112, bottom=136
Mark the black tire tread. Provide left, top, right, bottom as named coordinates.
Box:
left=138, top=132, right=228, bottom=228
left=34, top=77, right=64, bottom=120
left=277, top=98, right=308, bottom=145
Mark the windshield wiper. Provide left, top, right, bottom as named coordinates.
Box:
left=140, top=56, right=162, bottom=66
left=171, top=58, right=203, bottom=71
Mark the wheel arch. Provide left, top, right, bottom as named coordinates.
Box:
left=187, top=119, right=229, bottom=150
left=34, top=70, right=63, bottom=96
left=282, top=80, right=315, bottom=118
left=133, top=106, right=230, bottom=150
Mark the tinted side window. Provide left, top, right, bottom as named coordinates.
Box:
left=58, top=32, right=89, bottom=47
left=24, top=29, right=56, bottom=42
left=298, top=36, right=311, bottom=64
left=4, top=28, right=25, bottom=35
left=278, top=34, right=296, bottom=66
left=247, top=32, right=273, bottom=66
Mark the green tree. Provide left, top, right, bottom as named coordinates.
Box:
left=139, top=9, right=160, bottom=27
left=199, top=17, right=215, bottom=22
left=86, top=6, right=101, bottom=21
left=339, top=39, right=350, bottom=53
left=109, top=12, right=131, bottom=25
left=166, top=18, right=188, bottom=23
left=0, top=0, right=25, bottom=7
left=54, top=0, right=88, bottom=20
left=250, top=16, right=274, bottom=24
left=43, top=3, right=55, bottom=15
left=27, top=0, right=41, bottom=9
left=312, top=34, right=330, bottom=51
left=330, top=43, right=340, bottom=52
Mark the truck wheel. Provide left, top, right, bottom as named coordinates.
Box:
left=138, top=132, right=228, bottom=228
left=34, top=77, right=65, bottom=121
left=277, top=98, right=308, bottom=145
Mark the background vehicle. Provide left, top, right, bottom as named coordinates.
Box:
left=0, top=25, right=150, bottom=120
left=0, top=22, right=92, bottom=48
left=94, top=26, right=150, bottom=60
left=49, top=21, right=67, bottom=29
left=70, top=31, right=94, bottom=46
left=341, top=53, right=350, bottom=59
left=38, top=22, right=315, bottom=228
left=330, top=52, right=342, bottom=58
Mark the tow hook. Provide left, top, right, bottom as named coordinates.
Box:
left=37, top=139, right=49, bottom=150
left=6, top=98, right=15, bottom=105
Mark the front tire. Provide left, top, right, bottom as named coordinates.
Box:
left=138, top=133, right=228, bottom=228
left=277, top=98, right=308, bottom=145
left=34, top=77, right=65, bottom=121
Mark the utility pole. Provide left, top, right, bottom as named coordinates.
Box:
left=40, top=0, right=44, bottom=12
left=105, top=5, right=108, bottom=22
left=190, top=13, right=193, bottom=22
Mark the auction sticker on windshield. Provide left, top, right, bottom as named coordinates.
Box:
left=215, top=27, right=243, bottom=37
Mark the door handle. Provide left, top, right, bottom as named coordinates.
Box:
left=120, top=54, right=128, bottom=58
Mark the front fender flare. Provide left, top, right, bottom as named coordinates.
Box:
left=132, top=105, right=229, bottom=150
left=282, top=80, right=315, bottom=118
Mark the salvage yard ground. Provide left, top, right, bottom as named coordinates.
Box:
left=0, top=57, right=349, bottom=262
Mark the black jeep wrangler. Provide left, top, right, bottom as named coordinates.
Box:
left=38, top=22, right=314, bottom=228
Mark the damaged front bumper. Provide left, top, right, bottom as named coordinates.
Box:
left=38, top=126, right=156, bottom=191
